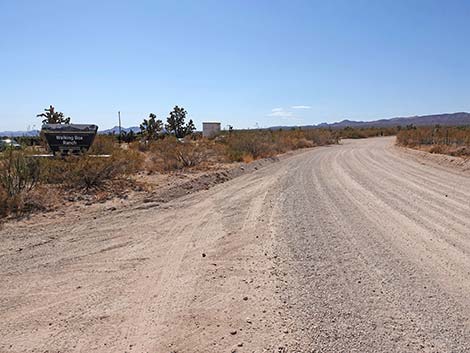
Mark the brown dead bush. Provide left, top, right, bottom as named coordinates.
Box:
left=147, top=137, right=225, bottom=172
left=223, top=129, right=337, bottom=162
left=225, top=131, right=277, bottom=162
left=397, top=126, right=470, bottom=157
left=40, top=148, right=143, bottom=190
left=0, top=185, right=13, bottom=218
left=429, top=144, right=446, bottom=154
left=88, top=135, right=116, bottom=155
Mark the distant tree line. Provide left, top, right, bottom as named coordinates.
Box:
left=138, top=106, right=195, bottom=141
left=37, top=105, right=196, bottom=143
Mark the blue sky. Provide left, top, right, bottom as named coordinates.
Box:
left=1, top=0, right=470, bottom=131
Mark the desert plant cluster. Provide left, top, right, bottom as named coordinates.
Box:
left=0, top=141, right=141, bottom=218
left=0, top=126, right=339, bottom=219
left=337, top=126, right=398, bottom=139
left=396, top=125, right=470, bottom=156
left=6, top=104, right=425, bottom=219
left=223, top=129, right=338, bottom=162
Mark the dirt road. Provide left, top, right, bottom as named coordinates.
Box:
left=1, top=137, right=470, bottom=352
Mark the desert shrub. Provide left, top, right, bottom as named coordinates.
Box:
left=0, top=126, right=340, bottom=219
left=0, top=150, right=40, bottom=197
left=39, top=148, right=143, bottom=189
left=130, top=139, right=150, bottom=152
left=15, top=136, right=42, bottom=147
left=148, top=138, right=181, bottom=171
left=223, top=129, right=337, bottom=162
left=70, top=157, right=123, bottom=189
left=337, top=127, right=398, bottom=139
left=0, top=189, right=22, bottom=218
left=147, top=137, right=221, bottom=172
left=88, top=135, right=116, bottom=155
left=0, top=186, right=8, bottom=217
left=291, top=138, right=313, bottom=149
left=0, top=185, right=21, bottom=218
left=429, top=144, right=445, bottom=154
left=0, top=150, right=42, bottom=217
left=397, top=126, right=470, bottom=157
left=0, top=184, right=58, bottom=217
left=111, top=147, right=144, bottom=175
left=302, top=129, right=337, bottom=145
left=448, top=146, right=470, bottom=157
left=224, top=131, right=277, bottom=162
left=0, top=141, right=143, bottom=218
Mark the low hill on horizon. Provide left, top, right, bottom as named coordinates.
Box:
left=0, top=130, right=40, bottom=137
left=98, top=126, right=141, bottom=135
left=316, top=112, right=470, bottom=129
left=2, top=112, right=470, bottom=137
left=270, top=112, right=470, bottom=130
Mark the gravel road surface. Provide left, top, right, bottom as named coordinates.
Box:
left=276, top=137, right=470, bottom=352
left=1, top=137, right=469, bottom=352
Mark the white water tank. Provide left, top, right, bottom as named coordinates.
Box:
left=202, top=122, right=221, bottom=138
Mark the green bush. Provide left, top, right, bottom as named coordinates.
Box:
left=0, top=150, right=40, bottom=197
left=0, top=150, right=41, bottom=217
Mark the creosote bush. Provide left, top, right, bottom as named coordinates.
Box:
left=0, top=149, right=41, bottom=217
left=147, top=137, right=224, bottom=172
left=40, top=148, right=143, bottom=189
left=223, top=129, right=338, bottom=162
left=88, top=135, right=117, bottom=155
left=0, top=142, right=143, bottom=218
left=1, top=127, right=340, bottom=218
left=0, top=186, right=9, bottom=218
left=397, top=126, right=470, bottom=157
left=337, top=126, right=398, bottom=139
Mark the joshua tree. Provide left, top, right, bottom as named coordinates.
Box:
left=184, top=119, right=196, bottom=135
left=121, top=130, right=137, bottom=143
left=165, top=106, right=187, bottom=138
left=165, top=106, right=196, bottom=138
left=140, top=113, right=163, bottom=140
left=37, top=105, right=71, bottom=124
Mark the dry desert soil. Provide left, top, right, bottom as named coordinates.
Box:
left=1, top=136, right=470, bottom=352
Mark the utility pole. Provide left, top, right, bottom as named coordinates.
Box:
left=118, top=111, right=122, bottom=144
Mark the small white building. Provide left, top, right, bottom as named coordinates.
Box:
left=202, top=122, right=221, bottom=138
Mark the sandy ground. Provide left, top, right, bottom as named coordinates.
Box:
left=1, top=136, right=470, bottom=352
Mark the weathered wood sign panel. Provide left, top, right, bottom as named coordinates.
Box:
left=42, top=124, right=98, bottom=155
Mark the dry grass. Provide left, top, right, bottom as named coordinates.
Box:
left=4, top=125, right=469, bottom=220
left=0, top=129, right=339, bottom=219
left=223, top=129, right=338, bottom=162
left=141, top=129, right=338, bottom=172
left=337, top=127, right=398, bottom=139
left=0, top=149, right=41, bottom=218
left=0, top=139, right=143, bottom=219
left=40, top=154, right=142, bottom=189
left=145, top=137, right=225, bottom=172
left=397, top=126, right=470, bottom=157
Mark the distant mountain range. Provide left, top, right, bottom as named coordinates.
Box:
left=2, top=112, right=470, bottom=137
left=270, top=112, right=470, bottom=130
left=313, top=112, right=470, bottom=129
left=99, top=126, right=141, bottom=135
left=0, top=130, right=40, bottom=137
left=0, top=126, right=141, bottom=137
